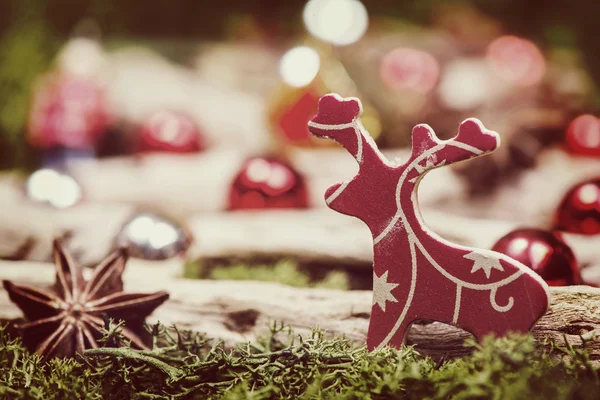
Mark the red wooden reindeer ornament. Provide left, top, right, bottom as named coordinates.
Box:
left=308, top=94, right=550, bottom=351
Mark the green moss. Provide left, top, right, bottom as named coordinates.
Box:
left=1, top=320, right=599, bottom=399
left=0, top=324, right=102, bottom=399
left=184, top=259, right=350, bottom=290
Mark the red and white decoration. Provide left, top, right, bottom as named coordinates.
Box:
left=308, top=93, right=550, bottom=350
left=28, top=73, right=110, bottom=150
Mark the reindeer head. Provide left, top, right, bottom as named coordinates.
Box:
left=308, top=94, right=392, bottom=229
left=308, top=93, right=500, bottom=236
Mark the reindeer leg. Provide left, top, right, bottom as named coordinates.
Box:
left=366, top=319, right=414, bottom=351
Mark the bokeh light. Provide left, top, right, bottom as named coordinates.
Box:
left=56, top=37, right=107, bottom=79
left=566, top=114, right=600, bottom=155
left=438, top=59, right=490, bottom=110
left=303, top=0, right=368, bottom=46
left=486, top=35, right=546, bottom=86
left=26, top=168, right=82, bottom=208
left=578, top=183, right=599, bottom=205
left=124, top=215, right=180, bottom=250
left=279, top=46, right=321, bottom=87
left=380, top=48, right=440, bottom=94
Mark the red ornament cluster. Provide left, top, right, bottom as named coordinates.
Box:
left=491, top=229, right=581, bottom=286
left=493, top=178, right=600, bottom=286
left=555, top=179, right=600, bottom=235
left=136, top=110, right=205, bottom=154
left=28, top=74, right=110, bottom=150
left=228, top=157, right=308, bottom=210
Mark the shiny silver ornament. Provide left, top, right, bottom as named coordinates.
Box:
left=115, top=212, right=191, bottom=260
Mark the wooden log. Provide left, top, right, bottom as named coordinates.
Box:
left=0, top=179, right=137, bottom=265
left=2, top=174, right=598, bottom=286
left=187, top=208, right=600, bottom=286
left=1, top=260, right=599, bottom=360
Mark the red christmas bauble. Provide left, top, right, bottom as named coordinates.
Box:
left=491, top=228, right=581, bottom=286
left=228, top=157, right=309, bottom=210
left=565, top=115, right=600, bottom=157
left=28, top=73, right=110, bottom=150
left=555, top=179, right=600, bottom=235
left=136, top=110, right=205, bottom=154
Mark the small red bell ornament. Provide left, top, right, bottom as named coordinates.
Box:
left=136, top=110, right=205, bottom=154
left=491, top=228, right=582, bottom=286
left=555, top=179, right=600, bottom=235
left=228, top=156, right=309, bottom=210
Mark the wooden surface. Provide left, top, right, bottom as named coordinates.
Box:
left=1, top=259, right=599, bottom=360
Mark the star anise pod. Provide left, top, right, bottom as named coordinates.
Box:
left=2, top=239, right=169, bottom=359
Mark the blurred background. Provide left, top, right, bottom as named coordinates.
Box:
left=1, top=0, right=599, bottom=290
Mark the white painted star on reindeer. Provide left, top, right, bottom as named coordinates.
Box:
left=464, top=251, right=504, bottom=279
left=373, top=270, right=399, bottom=312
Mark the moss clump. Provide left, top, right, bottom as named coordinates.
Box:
left=0, top=325, right=102, bottom=399
left=184, top=259, right=350, bottom=290
left=0, top=321, right=599, bottom=399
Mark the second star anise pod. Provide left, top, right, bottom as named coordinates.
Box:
left=2, top=239, right=169, bottom=359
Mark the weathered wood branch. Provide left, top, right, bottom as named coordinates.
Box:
left=1, top=147, right=599, bottom=272
left=2, top=174, right=599, bottom=286
left=1, top=260, right=599, bottom=360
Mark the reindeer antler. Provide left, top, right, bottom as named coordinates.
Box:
left=410, top=124, right=440, bottom=156
left=455, top=118, right=501, bottom=154
left=408, top=118, right=500, bottom=173
left=309, top=94, right=386, bottom=167
left=310, top=94, right=362, bottom=128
